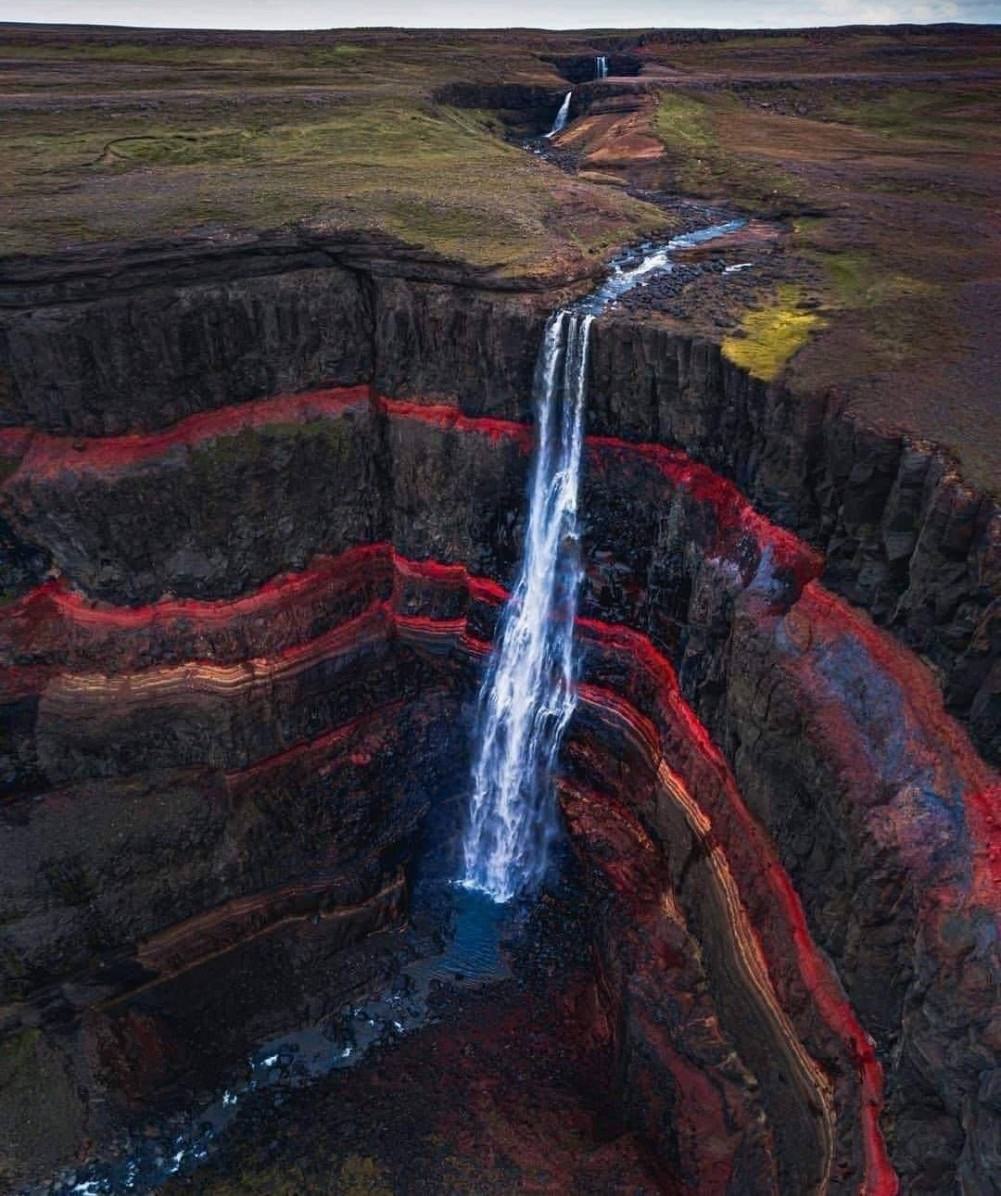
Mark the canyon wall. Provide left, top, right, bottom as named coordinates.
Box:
left=1, top=246, right=998, bottom=1193
left=3, top=246, right=994, bottom=761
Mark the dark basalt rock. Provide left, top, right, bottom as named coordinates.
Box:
left=0, top=267, right=374, bottom=437
left=0, top=242, right=997, bottom=1193
left=3, top=405, right=995, bottom=1190
left=4, top=252, right=992, bottom=755
left=0, top=513, right=49, bottom=604
left=432, top=82, right=570, bottom=135
left=562, top=779, right=782, bottom=1194
left=0, top=688, right=465, bottom=1188
left=371, top=278, right=544, bottom=420
left=588, top=316, right=1001, bottom=764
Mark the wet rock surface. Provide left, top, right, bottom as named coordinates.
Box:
left=43, top=859, right=670, bottom=1196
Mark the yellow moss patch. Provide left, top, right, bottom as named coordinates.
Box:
left=723, top=287, right=824, bottom=381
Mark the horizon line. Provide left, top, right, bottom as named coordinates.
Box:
left=3, top=18, right=999, bottom=32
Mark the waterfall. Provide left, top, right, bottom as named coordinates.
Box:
left=461, top=310, right=590, bottom=903
left=596, top=55, right=608, bottom=78
left=545, top=91, right=572, bottom=139
left=461, top=220, right=746, bottom=904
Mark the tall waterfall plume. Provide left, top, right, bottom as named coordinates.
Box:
left=461, top=310, right=590, bottom=903
left=595, top=55, right=609, bottom=78
left=545, top=91, right=572, bottom=138
left=461, top=220, right=746, bottom=904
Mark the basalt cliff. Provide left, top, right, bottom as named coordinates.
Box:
left=1, top=228, right=997, bottom=1194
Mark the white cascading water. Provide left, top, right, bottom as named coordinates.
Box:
left=461, top=309, right=591, bottom=902
left=545, top=91, right=572, bottom=139
left=461, top=219, right=745, bottom=903
left=596, top=55, right=609, bottom=78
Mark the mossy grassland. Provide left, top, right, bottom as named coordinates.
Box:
left=0, top=29, right=665, bottom=278
left=641, top=58, right=1001, bottom=487
left=652, top=91, right=799, bottom=208
left=0, top=97, right=664, bottom=276
left=2, top=23, right=999, bottom=487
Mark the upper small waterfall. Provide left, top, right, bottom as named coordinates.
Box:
left=545, top=91, right=572, bottom=139
left=595, top=55, right=609, bottom=78
left=461, top=220, right=745, bottom=904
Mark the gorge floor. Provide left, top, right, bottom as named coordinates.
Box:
left=46, top=849, right=664, bottom=1196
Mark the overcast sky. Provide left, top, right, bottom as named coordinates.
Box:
left=5, top=0, right=1000, bottom=30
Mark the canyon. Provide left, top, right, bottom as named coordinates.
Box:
left=0, top=20, right=999, bottom=1196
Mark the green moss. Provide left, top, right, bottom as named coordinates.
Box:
left=43, top=856, right=96, bottom=906
left=0, top=41, right=371, bottom=68
left=817, top=250, right=934, bottom=311
left=103, top=130, right=258, bottom=167
left=0, top=456, right=22, bottom=487
left=723, top=286, right=824, bottom=381
left=169, top=1164, right=325, bottom=1194
left=163, top=1154, right=390, bottom=1195
left=652, top=93, right=718, bottom=160
left=188, top=420, right=357, bottom=483
left=0, top=58, right=664, bottom=274
left=652, top=91, right=798, bottom=208
left=823, top=88, right=987, bottom=143
left=790, top=228, right=941, bottom=367
left=301, top=45, right=370, bottom=65
left=338, top=1155, right=392, bottom=1196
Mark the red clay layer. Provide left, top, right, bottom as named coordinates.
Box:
left=0, top=544, right=396, bottom=691
left=562, top=775, right=781, bottom=1192
left=379, top=398, right=536, bottom=449
left=4, top=534, right=994, bottom=912
left=783, top=583, right=1000, bottom=906
left=6, top=550, right=898, bottom=1190
left=572, top=664, right=896, bottom=1196
left=0, top=387, right=374, bottom=480
left=3, top=391, right=992, bottom=1190
left=225, top=696, right=409, bottom=789
left=136, top=870, right=406, bottom=984
left=296, top=569, right=904, bottom=1188
left=587, top=436, right=820, bottom=588
left=0, top=388, right=821, bottom=592
left=4, top=530, right=994, bottom=917
left=0, top=392, right=820, bottom=682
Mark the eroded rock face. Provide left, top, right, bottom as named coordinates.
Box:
left=0, top=254, right=998, bottom=1193
left=1, top=541, right=893, bottom=1192
left=0, top=677, right=464, bottom=1187
left=2, top=398, right=997, bottom=1191
left=3, top=258, right=994, bottom=758
left=588, top=317, right=1001, bottom=764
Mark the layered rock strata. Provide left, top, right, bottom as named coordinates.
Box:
left=1, top=385, right=996, bottom=1191
left=2, top=252, right=995, bottom=760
